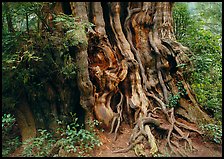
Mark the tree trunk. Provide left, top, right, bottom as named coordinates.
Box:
left=4, top=2, right=15, bottom=33
left=85, top=2, right=211, bottom=156
left=14, top=2, right=212, bottom=156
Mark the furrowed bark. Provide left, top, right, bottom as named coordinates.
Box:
left=76, top=2, right=211, bottom=156
left=13, top=2, right=212, bottom=157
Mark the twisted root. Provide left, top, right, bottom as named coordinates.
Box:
left=110, top=90, right=123, bottom=141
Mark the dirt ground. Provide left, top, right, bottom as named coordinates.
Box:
left=91, top=124, right=136, bottom=157
left=91, top=124, right=222, bottom=157
left=10, top=123, right=222, bottom=157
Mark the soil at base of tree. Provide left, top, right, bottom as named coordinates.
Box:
left=9, top=124, right=222, bottom=157
left=91, top=124, right=222, bottom=157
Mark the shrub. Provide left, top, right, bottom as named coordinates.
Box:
left=21, top=113, right=102, bottom=157
left=173, top=2, right=222, bottom=121
left=200, top=123, right=222, bottom=144
left=2, top=114, right=21, bottom=157
left=22, top=129, right=56, bottom=157
left=56, top=114, right=102, bottom=157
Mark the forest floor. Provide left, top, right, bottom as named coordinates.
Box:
left=91, top=123, right=222, bottom=157
left=10, top=123, right=222, bottom=157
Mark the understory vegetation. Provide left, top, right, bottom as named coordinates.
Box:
left=2, top=2, right=100, bottom=157
left=22, top=113, right=102, bottom=157
left=2, top=114, right=21, bottom=156
left=2, top=2, right=222, bottom=157
left=173, top=2, right=222, bottom=144
left=2, top=113, right=101, bottom=157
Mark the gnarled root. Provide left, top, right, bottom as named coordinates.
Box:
left=109, top=90, right=124, bottom=141
left=112, top=135, right=144, bottom=153
left=145, top=125, right=158, bottom=155
left=113, top=112, right=160, bottom=155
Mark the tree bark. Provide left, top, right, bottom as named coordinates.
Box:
left=86, top=2, right=211, bottom=156
left=13, top=2, right=212, bottom=156
left=4, top=2, right=15, bottom=33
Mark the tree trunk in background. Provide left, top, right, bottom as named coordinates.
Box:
left=14, top=2, right=212, bottom=156
left=4, top=2, right=15, bottom=33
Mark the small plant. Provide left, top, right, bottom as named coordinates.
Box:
left=53, top=13, right=94, bottom=47
left=56, top=113, right=102, bottom=157
left=167, top=81, right=187, bottom=108
left=200, top=123, right=222, bottom=144
left=22, top=129, right=56, bottom=157
left=60, top=54, right=77, bottom=79
left=21, top=113, right=102, bottom=157
left=2, top=114, right=16, bottom=130
left=167, top=93, right=180, bottom=108
left=2, top=114, right=21, bottom=157
left=176, top=81, right=187, bottom=96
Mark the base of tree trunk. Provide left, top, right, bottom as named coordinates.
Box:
left=12, top=2, right=212, bottom=157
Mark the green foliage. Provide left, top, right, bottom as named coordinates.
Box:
left=2, top=4, right=96, bottom=156
left=173, top=2, right=222, bottom=121
left=2, top=32, right=44, bottom=111
left=56, top=113, right=102, bottom=157
left=167, top=93, right=180, bottom=108
left=60, top=54, right=77, bottom=79
left=2, top=2, right=44, bottom=33
left=167, top=81, right=187, bottom=108
left=2, top=114, right=15, bottom=128
left=194, top=2, right=222, bottom=35
left=2, top=3, right=93, bottom=112
left=176, top=81, right=187, bottom=96
left=2, top=114, right=21, bottom=157
left=53, top=13, right=94, bottom=47
left=173, top=3, right=193, bottom=40
left=200, top=123, right=222, bottom=144
left=22, top=129, right=56, bottom=157
left=21, top=113, right=101, bottom=157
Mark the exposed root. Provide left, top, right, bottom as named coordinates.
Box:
left=113, top=116, right=121, bottom=141
left=125, top=3, right=148, bottom=91
left=112, top=88, right=201, bottom=156
left=151, top=107, right=162, bottom=113
left=142, top=115, right=161, bottom=127
left=131, top=131, right=142, bottom=144
left=117, top=113, right=160, bottom=155
left=146, top=92, right=167, bottom=115
left=113, top=135, right=144, bottom=153
left=134, top=143, right=147, bottom=157
left=172, top=127, right=193, bottom=151
left=109, top=90, right=124, bottom=141
left=144, top=92, right=200, bottom=155
left=145, top=125, right=158, bottom=155
left=109, top=114, right=119, bottom=134
left=175, top=120, right=202, bottom=135
left=176, top=148, right=188, bottom=157
left=148, top=31, right=169, bottom=104
left=166, top=108, right=176, bottom=155
left=128, top=124, right=139, bottom=144
left=89, top=2, right=208, bottom=157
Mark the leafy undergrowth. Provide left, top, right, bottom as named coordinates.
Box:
left=173, top=2, right=222, bottom=122
left=7, top=120, right=222, bottom=157
left=2, top=114, right=21, bottom=157
left=6, top=113, right=102, bottom=157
